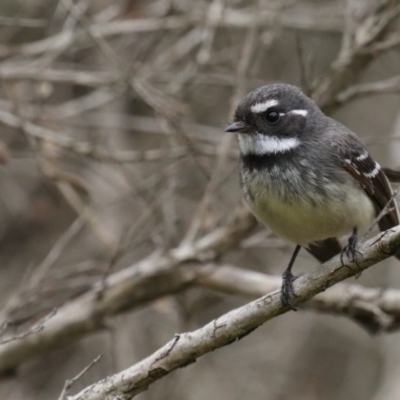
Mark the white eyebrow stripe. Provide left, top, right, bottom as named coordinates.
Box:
left=356, top=151, right=368, bottom=161
left=250, top=99, right=279, bottom=113
left=238, top=133, right=300, bottom=155
left=290, top=109, right=308, bottom=116
left=364, top=162, right=381, bottom=178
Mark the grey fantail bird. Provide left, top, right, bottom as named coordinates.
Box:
left=225, top=83, right=400, bottom=310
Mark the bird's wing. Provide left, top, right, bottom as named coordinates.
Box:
left=305, top=151, right=399, bottom=263
left=341, top=147, right=399, bottom=232
left=306, top=131, right=399, bottom=264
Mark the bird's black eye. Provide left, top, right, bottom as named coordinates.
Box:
left=265, top=109, right=280, bottom=124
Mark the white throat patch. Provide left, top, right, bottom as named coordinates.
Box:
left=238, top=133, right=300, bottom=155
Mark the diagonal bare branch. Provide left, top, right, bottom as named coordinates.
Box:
left=67, top=226, right=400, bottom=400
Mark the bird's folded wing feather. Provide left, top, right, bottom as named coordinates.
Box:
left=341, top=147, right=399, bottom=232
left=306, top=134, right=399, bottom=264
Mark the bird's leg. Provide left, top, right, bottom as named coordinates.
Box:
left=341, top=227, right=362, bottom=266
left=281, top=245, right=301, bottom=311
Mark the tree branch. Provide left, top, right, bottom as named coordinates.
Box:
left=196, top=264, right=400, bottom=333
left=2, top=4, right=343, bottom=57
left=0, top=208, right=257, bottom=376
left=3, top=208, right=400, bottom=377
left=335, top=75, right=400, bottom=104
left=311, top=0, right=400, bottom=111
left=68, top=226, right=400, bottom=400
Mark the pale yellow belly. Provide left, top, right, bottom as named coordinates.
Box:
left=245, top=183, right=375, bottom=246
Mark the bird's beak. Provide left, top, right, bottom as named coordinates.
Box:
left=225, top=121, right=247, bottom=133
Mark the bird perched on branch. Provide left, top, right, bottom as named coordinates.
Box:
left=226, top=83, right=400, bottom=310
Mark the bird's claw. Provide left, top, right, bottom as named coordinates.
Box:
left=281, top=270, right=298, bottom=311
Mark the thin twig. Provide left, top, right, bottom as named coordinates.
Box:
left=363, top=187, right=400, bottom=238
left=58, top=355, right=102, bottom=400
left=0, top=309, right=56, bottom=345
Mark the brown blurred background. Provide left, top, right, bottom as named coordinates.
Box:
left=0, top=0, right=400, bottom=399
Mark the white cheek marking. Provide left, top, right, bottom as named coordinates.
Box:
left=356, top=151, right=368, bottom=161
left=238, top=133, right=300, bottom=155
left=290, top=109, right=308, bottom=116
left=250, top=99, right=279, bottom=114
left=364, top=162, right=381, bottom=178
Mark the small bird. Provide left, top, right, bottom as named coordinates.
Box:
left=225, top=83, right=400, bottom=310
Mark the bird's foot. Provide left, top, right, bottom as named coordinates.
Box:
left=281, top=269, right=298, bottom=311
left=340, top=229, right=362, bottom=267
